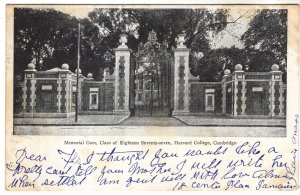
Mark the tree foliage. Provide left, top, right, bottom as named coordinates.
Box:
left=14, top=8, right=286, bottom=83
left=242, top=9, right=287, bottom=73
left=193, top=47, right=247, bottom=81
left=15, top=8, right=233, bottom=80
left=14, top=8, right=78, bottom=75
left=192, top=9, right=287, bottom=82
left=87, top=8, right=230, bottom=80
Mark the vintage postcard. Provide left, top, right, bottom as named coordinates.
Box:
left=5, top=4, right=300, bottom=191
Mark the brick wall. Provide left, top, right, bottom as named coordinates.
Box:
left=35, top=80, right=58, bottom=113
left=189, top=82, right=222, bottom=113
left=244, top=81, right=270, bottom=115
left=81, top=81, right=114, bottom=112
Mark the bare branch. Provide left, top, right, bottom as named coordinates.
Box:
left=231, top=10, right=250, bottom=23
left=202, top=10, right=250, bottom=31
left=224, top=29, right=240, bottom=39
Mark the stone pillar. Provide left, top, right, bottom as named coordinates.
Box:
left=113, top=34, right=131, bottom=115
left=222, top=69, right=231, bottom=114
left=57, top=75, right=63, bottom=113
left=58, top=63, right=70, bottom=114
left=269, top=64, right=283, bottom=117
left=278, top=82, right=285, bottom=117
left=21, top=63, right=37, bottom=117
left=241, top=72, right=246, bottom=115
left=66, top=73, right=73, bottom=113
left=232, top=64, right=245, bottom=116
left=173, top=34, right=191, bottom=115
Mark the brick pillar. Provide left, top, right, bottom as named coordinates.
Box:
left=269, top=64, right=283, bottom=117
left=21, top=63, right=37, bottom=117
left=113, top=34, right=131, bottom=115
left=232, top=64, right=245, bottom=116
left=222, top=69, right=231, bottom=114
left=173, top=34, right=191, bottom=116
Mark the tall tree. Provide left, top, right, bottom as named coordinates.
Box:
left=14, top=8, right=108, bottom=79
left=87, top=8, right=140, bottom=78
left=241, top=9, right=287, bottom=75
left=87, top=8, right=231, bottom=77
left=14, top=8, right=79, bottom=73
left=193, top=47, right=247, bottom=81
left=14, top=8, right=248, bottom=81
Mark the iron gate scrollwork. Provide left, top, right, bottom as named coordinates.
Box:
left=130, top=30, right=172, bottom=116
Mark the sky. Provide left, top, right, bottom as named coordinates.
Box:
left=54, top=6, right=256, bottom=49
left=208, top=9, right=257, bottom=49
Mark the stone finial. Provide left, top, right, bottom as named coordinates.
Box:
left=75, top=68, right=82, bottom=74
left=148, top=30, right=157, bottom=42
left=271, top=64, right=280, bottom=71
left=28, top=63, right=36, bottom=70
left=87, top=73, right=93, bottom=78
left=62, top=63, right=69, bottom=70
left=235, top=64, right=243, bottom=71
left=119, top=34, right=128, bottom=48
left=224, top=69, right=231, bottom=76
left=103, top=68, right=110, bottom=78
left=176, top=34, right=186, bottom=48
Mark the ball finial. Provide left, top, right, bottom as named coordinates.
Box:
left=28, top=63, right=35, bottom=70
left=87, top=73, right=93, bottom=78
left=62, top=63, right=69, bottom=70
left=271, top=64, right=279, bottom=71
left=224, top=69, right=231, bottom=76
left=235, top=64, right=243, bottom=71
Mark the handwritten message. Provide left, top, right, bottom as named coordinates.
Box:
left=5, top=139, right=298, bottom=191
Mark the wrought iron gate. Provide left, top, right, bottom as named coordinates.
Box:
left=130, top=31, right=172, bottom=116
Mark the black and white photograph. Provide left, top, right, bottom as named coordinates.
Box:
left=12, top=5, right=288, bottom=136
left=4, top=3, right=299, bottom=192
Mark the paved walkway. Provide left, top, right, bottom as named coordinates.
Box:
left=174, top=116, right=286, bottom=127
left=119, top=117, right=185, bottom=126
left=14, top=115, right=129, bottom=125
left=13, top=115, right=286, bottom=136
left=13, top=115, right=286, bottom=127
left=13, top=125, right=286, bottom=137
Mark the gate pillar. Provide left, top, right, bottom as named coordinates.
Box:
left=269, top=64, right=284, bottom=117
left=21, top=63, right=37, bottom=117
left=232, top=64, right=245, bottom=116
left=173, top=34, right=191, bottom=115
left=113, top=34, right=131, bottom=115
